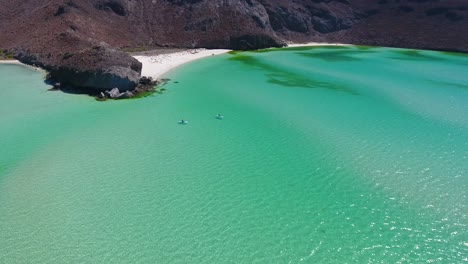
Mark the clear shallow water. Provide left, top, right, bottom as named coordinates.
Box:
left=0, top=47, right=467, bottom=263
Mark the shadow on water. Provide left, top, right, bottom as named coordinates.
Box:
left=388, top=49, right=468, bottom=67
left=228, top=45, right=354, bottom=55
left=291, top=45, right=380, bottom=62
left=255, top=45, right=353, bottom=53
left=440, top=50, right=468, bottom=58
left=237, top=45, right=377, bottom=62
left=428, top=80, right=468, bottom=90
left=389, top=50, right=448, bottom=62
left=228, top=53, right=358, bottom=95
left=355, top=45, right=377, bottom=51
left=296, top=50, right=363, bottom=62
left=43, top=78, right=98, bottom=96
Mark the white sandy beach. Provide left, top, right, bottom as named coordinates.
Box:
left=0, top=60, right=45, bottom=72
left=0, top=60, right=22, bottom=65
left=133, top=48, right=231, bottom=79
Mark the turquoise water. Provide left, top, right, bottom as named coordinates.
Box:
left=0, top=46, right=467, bottom=263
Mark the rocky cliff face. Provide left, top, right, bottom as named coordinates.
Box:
left=0, top=0, right=467, bottom=92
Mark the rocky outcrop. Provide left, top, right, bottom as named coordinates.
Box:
left=104, top=88, right=134, bottom=99
left=230, top=34, right=285, bottom=50
left=96, top=76, right=158, bottom=100
left=16, top=46, right=141, bottom=92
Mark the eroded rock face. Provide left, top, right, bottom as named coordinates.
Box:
left=230, top=34, right=285, bottom=50
left=48, top=65, right=140, bottom=92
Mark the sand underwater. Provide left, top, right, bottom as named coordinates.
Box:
left=0, top=46, right=467, bottom=263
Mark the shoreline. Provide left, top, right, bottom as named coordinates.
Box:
left=133, top=48, right=231, bottom=80
left=286, top=42, right=352, bottom=48
left=132, top=43, right=350, bottom=80
left=0, top=59, right=45, bottom=72
left=1, top=42, right=354, bottom=87
left=0, top=60, right=22, bottom=65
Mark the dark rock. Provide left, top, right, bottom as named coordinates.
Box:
left=166, top=0, right=204, bottom=6
left=117, top=90, right=134, bottom=99
left=54, top=6, right=66, bottom=16
left=105, top=87, right=121, bottom=99
left=102, top=88, right=134, bottom=99
left=267, top=7, right=309, bottom=33
left=139, top=76, right=155, bottom=85
left=132, top=76, right=158, bottom=96
left=230, top=34, right=285, bottom=50
left=94, top=0, right=128, bottom=16
left=398, top=6, right=415, bottom=13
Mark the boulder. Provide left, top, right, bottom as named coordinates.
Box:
left=103, top=88, right=134, bottom=99
left=229, top=34, right=285, bottom=50
left=105, top=87, right=121, bottom=99
left=117, top=90, right=134, bottom=99
left=98, top=92, right=106, bottom=99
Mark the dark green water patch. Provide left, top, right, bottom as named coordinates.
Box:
left=355, top=45, right=377, bottom=51
left=429, top=80, right=468, bottom=90
left=228, top=53, right=358, bottom=95
left=228, top=53, right=258, bottom=64
left=296, top=50, right=364, bottom=62
left=389, top=49, right=468, bottom=67
left=439, top=50, right=468, bottom=58
left=438, top=51, right=468, bottom=66
left=0, top=165, right=6, bottom=177
left=131, top=89, right=157, bottom=99
left=389, top=50, right=448, bottom=62
left=266, top=73, right=358, bottom=95
left=249, top=45, right=353, bottom=54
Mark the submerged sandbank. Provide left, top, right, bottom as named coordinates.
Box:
left=286, top=42, right=351, bottom=48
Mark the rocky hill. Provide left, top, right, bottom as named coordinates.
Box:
left=0, top=0, right=467, bottom=92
